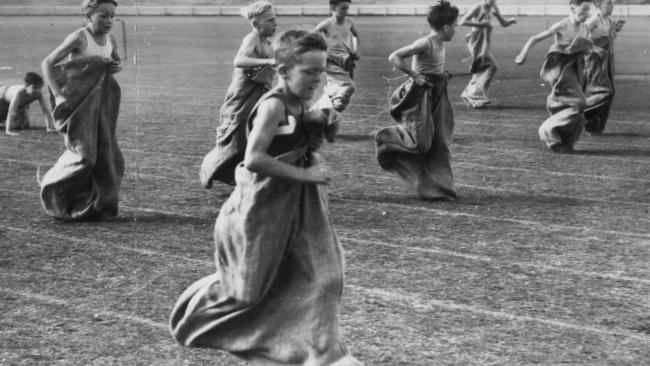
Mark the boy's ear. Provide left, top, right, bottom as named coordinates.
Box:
left=252, top=19, right=259, bottom=28
left=277, top=64, right=288, bottom=78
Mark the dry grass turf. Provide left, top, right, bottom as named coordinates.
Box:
left=1, top=15, right=649, bottom=365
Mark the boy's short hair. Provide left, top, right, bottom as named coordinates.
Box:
left=426, top=0, right=459, bottom=31
left=569, top=0, right=592, bottom=5
left=24, top=72, right=43, bottom=87
left=330, top=0, right=351, bottom=5
left=273, top=29, right=327, bottom=68
left=82, top=0, right=117, bottom=18
left=241, top=1, right=274, bottom=21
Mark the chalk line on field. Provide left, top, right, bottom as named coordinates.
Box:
left=2, top=210, right=650, bottom=285
left=2, top=224, right=650, bottom=344
left=349, top=285, right=650, bottom=343
left=0, top=287, right=168, bottom=331
left=346, top=237, right=650, bottom=285
left=2, top=153, right=650, bottom=218
left=334, top=196, right=650, bottom=240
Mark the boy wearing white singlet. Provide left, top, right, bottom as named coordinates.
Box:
left=40, top=0, right=124, bottom=220
left=313, top=0, right=359, bottom=113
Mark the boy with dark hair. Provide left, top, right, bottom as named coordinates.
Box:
left=515, top=0, right=594, bottom=152
left=0, top=72, right=55, bottom=135
left=375, top=0, right=459, bottom=200
left=313, top=0, right=359, bottom=113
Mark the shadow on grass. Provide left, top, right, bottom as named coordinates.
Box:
left=573, top=148, right=650, bottom=157
left=99, top=212, right=211, bottom=226
left=470, top=104, right=543, bottom=111
left=336, top=133, right=374, bottom=142
left=601, top=132, right=650, bottom=138
left=336, top=190, right=592, bottom=209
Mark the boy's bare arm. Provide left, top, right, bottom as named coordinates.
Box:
left=350, top=21, right=360, bottom=55
left=37, top=92, right=56, bottom=131
left=515, top=29, right=553, bottom=64
left=5, top=90, right=21, bottom=135
left=388, top=39, right=432, bottom=87
left=233, top=34, right=274, bottom=68
left=108, top=34, right=123, bottom=74
left=244, top=99, right=329, bottom=184
left=42, top=32, right=83, bottom=103
left=493, top=6, right=516, bottom=27
left=312, top=19, right=330, bottom=34
left=459, top=5, right=488, bottom=27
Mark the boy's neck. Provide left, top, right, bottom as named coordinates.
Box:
left=331, top=14, right=346, bottom=24
left=278, top=81, right=303, bottom=107
left=87, top=24, right=106, bottom=37
left=428, top=30, right=445, bottom=45
left=251, top=28, right=267, bottom=41
left=568, top=15, right=583, bottom=25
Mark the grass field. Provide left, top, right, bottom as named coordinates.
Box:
left=1, top=15, right=649, bottom=366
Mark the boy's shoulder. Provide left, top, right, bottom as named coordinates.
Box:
left=549, top=17, right=570, bottom=32
left=69, top=27, right=87, bottom=38
left=255, top=94, right=287, bottom=121
left=241, top=31, right=261, bottom=46
left=316, top=17, right=335, bottom=29
left=413, top=36, right=432, bottom=48
left=63, top=27, right=88, bottom=44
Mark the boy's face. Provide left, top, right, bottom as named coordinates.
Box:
left=332, top=2, right=350, bottom=19
left=442, top=20, right=457, bottom=42
left=254, top=10, right=278, bottom=37
left=89, top=3, right=115, bottom=34
left=600, top=0, right=614, bottom=15
left=25, top=83, right=42, bottom=95
left=282, top=50, right=327, bottom=101
left=484, top=0, right=496, bottom=7
left=570, top=2, right=591, bottom=23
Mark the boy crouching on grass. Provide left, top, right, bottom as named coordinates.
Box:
left=0, top=72, right=55, bottom=135
left=375, top=0, right=459, bottom=201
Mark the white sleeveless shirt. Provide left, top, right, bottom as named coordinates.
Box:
left=71, top=28, right=113, bottom=59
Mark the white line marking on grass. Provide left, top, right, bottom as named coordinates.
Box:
left=3, top=225, right=650, bottom=342
left=334, top=197, right=650, bottom=240
left=0, top=287, right=167, bottom=331
left=454, top=144, right=650, bottom=165
left=344, top=237, right=650, bottom=285
left=455, top=161, right=650, bottom=183
left=2, top=225, right=209, bottom=265
left=335, top=169, right=650, bottom=207
left=2, top=216, right=650, bottom=285
left=349, top=285, right=650, bottom=343
left=458, top=117, right=650, bottom=132
left=0, top=157, right=650, bottom=210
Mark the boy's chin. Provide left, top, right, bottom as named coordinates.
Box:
left=301, top=92, right=315, bottom=101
